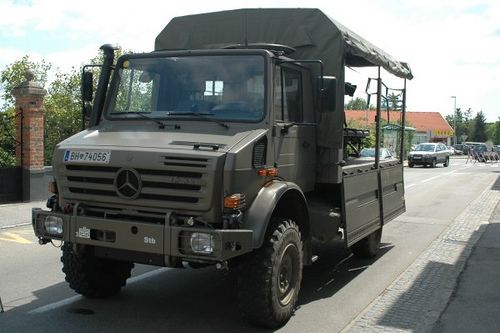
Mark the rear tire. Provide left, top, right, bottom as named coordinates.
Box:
left=238, top=217, right=303, bottom=328
left=61, top=243, right=134, bottom=298
left=351, top=227, right=382, bottom=258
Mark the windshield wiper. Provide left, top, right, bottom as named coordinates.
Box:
left=113, top=112, right=180, bottom=129
left=166, top=111, right=229, bottom=129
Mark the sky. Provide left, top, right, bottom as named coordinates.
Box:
left=1, top=0, right=499, bottom=122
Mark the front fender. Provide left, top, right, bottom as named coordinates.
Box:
left=245, top=181, right=307, bottom=248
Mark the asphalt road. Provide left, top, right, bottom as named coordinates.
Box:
left=1, top=157, right=497, bottom=332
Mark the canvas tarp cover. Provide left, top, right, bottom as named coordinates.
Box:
left=155, top=8, right=413, bottom=79
left=154, top=8, right=412, bottom=152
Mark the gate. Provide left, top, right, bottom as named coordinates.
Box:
left=0, top=109, right=22, bottom=203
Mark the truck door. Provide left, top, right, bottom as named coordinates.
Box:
left=273, top=66, right=316, bottom=192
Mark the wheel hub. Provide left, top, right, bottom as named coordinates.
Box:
left=277, top=243, right=298, bottom=306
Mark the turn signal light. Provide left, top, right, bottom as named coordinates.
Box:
left=49, top=181, right=58, bottom=194
left=258, top=168, right=278, bottom=177
left=224, top=194, right=246, bottom=209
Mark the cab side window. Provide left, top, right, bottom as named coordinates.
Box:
left=275, top=67, right=303, bottom=122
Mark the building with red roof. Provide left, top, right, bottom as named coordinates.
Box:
left=345, top=110, right=454, bottom=145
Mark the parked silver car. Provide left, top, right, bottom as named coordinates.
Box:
left=407, top=143, right=451, bottom=168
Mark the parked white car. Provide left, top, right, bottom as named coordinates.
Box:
left=407, top=143, right=451, bottom=168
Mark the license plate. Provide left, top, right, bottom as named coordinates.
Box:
left=63, top=150, right=111, bottom=164
left=413, top=156, right=421, bottom=160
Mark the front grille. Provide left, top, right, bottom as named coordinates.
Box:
left=58, top=154, right=216, bottom=213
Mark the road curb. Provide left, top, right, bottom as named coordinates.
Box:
left=0, top=222, right=32, bottom=231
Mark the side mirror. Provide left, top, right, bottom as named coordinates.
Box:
left=81, top=70, right=93, bottom=102
left=345, top=82, right=357, bottom=96
left=318, top=76, right=337, bottom=112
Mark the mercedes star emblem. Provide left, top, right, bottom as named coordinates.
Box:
left=114, top=168, right=142, bottom=200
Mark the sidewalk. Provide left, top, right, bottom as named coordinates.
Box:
left=433, top=197, right=500, bottom=332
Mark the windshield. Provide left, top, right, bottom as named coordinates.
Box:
left=106, top=54, right=265, bottom=123
left=415, top=144, right=436, bottom=152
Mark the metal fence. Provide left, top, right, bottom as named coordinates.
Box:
left=465, top=151, right=500, bottom=164
left=0, top=110, right=22, bottom=203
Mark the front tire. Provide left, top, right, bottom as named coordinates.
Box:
left=238, top=218, right=303, bottom=328
left=61, top=243, right=134, bottom=298
left=444, top=157, right=450, bottom=167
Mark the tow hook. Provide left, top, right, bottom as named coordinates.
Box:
left=38, top=238, right=50, bottom=245
left=215, top=261, right=228, bottom=270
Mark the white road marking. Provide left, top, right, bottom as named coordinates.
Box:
left=421, top=175, right=441, bottom=183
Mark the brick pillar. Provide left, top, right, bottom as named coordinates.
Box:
left=12, top=70, right=48, bottom=201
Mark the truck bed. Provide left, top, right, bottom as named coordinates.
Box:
left=343, top=157, right=401, bottom=175
left=342, top=157, right=405, bottom=246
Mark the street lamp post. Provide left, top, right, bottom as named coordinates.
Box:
left=451, top=96, right=457, bottom=145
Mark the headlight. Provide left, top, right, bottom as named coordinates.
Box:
left=44, top=215, right=64, bottom=236
left=190, top=233, right=214, bottom=254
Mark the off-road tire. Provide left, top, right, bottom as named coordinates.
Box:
left=351, top=227, right=382, bottom=258
left=61, top=243, right=134, bottom=298
left=238, top=218, right=303, bottom=328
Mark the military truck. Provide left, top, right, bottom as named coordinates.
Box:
left=32, top=8, right=413, bottom=328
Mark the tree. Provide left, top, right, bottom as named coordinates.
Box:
left=0, top=47, right=129, bottom=166
left=44, top=68, right=83, bottom=165
left=345, top=97, right=368, bottom=110
left=385, top=92, right=402, bottom=111
left=469, top=111, right=488, bottom=142
left=490, top=119, right=500, bottom=145
left=0, top=108, right=17, bottom=167
left=346, top=97, right=377, bottom=110
left=1, top=55, right=51, bottom=108
left=445, top=107, right=474, bottom=144
left=43, top=46, right=127, bottom=165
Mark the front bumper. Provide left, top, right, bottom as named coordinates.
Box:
left=32, top=208, right=253, bottom=264
left=408, top=154, right=433, bottom=164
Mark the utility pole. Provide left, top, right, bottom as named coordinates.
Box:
left=451, top=96, right=457, bottom=145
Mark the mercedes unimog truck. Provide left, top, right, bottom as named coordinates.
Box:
left=32, top=8, right=413, bottom=328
